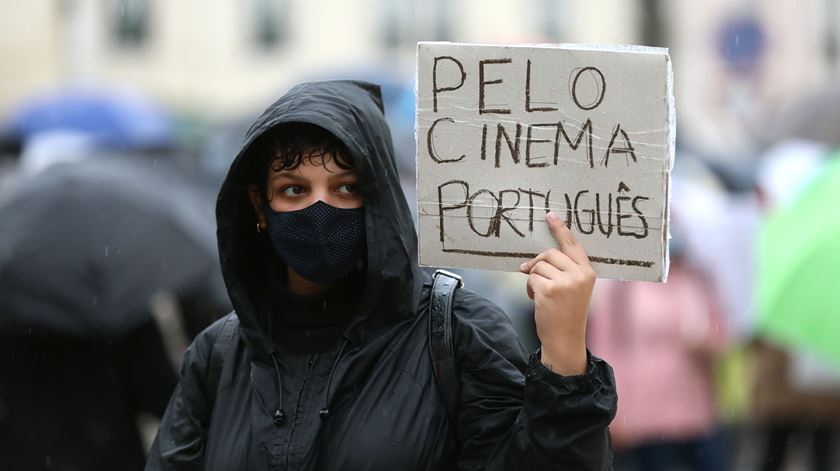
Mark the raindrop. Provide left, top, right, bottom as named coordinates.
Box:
left=105, top=245, right=110, bottom=257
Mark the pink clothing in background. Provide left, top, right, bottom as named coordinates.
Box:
left=588, top=261, right=728, bottom=448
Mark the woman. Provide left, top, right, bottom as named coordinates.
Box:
left=147, top=80, right=616, bottom=470
left=588, top=249, right=728, bottom=471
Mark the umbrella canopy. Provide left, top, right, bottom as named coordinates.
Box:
left=0, top=157, right=223, bottom=336
left=757, top=154, right=840, bottom=369
left=3, top=87, right=174, bottom=150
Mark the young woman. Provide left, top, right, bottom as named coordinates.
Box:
left=147, top=80, right=616, bottom=470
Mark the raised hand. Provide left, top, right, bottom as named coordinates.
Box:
left=519, top=211, right=596, bottom=376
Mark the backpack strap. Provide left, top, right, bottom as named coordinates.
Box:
left=429, top=269, right=463, bottom=426
left=205, top=313, right=238, bottom=407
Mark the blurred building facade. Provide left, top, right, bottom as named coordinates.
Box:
left=0, top=0, right=839, bottom=158
left=0, top=0, right=636, bottom=114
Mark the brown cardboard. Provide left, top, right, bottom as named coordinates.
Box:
left=416, top=42, right=674, bottom=282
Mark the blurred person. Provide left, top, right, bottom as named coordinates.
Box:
left=0, top=316, right=177, bottom=471
left=751, top=340, right=840, bottom=471
left=588, top=240, right=728, bottom=471
left=147, top=80, right=617, bottom=470
left=0, top=145, right=229, bottom=470
left=666, top=172, right=763, bottom=467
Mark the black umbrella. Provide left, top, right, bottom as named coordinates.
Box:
left=0, top=157, right=225, bottom=336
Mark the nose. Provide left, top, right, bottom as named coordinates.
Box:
left=310, top=187, right=332, bottom=206
left=305, top=185, right=343, bottom=207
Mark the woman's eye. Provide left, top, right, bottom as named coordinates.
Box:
left=337, top=183, right=358, bottom=194
left=280, top=185, right=305, bottom=196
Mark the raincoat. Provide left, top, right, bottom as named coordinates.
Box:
left=146, top=80, right=617, bottom=470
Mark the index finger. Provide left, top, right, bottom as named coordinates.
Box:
left=546, top=211, right=591, bottom=267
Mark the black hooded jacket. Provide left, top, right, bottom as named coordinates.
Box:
left=146, top=80, right=617, bottom=470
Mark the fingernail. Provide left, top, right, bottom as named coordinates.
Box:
left=546, top=211, right=556, bottom=222
left=520, top=261, right=529, bottom=270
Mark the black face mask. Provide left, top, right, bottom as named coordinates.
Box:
left=264, top=200, right=366, bottom=284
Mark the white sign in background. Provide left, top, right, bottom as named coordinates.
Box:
left=416, top=42, right=674, bottom=282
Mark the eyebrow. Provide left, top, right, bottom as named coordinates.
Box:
left=328, top=170, right=358, bottom=180
left=269, top=170, right=358, bottom=182
left=270, top=172, right=303, bottom=182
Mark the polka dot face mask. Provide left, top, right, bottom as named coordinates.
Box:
left=264, top=200, right=366, bottom=284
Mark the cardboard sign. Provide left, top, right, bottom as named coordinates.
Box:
left=416, top=42, right=674, bottom=282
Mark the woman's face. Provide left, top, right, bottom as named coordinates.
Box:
left=264, top=149, right=363, bottom=212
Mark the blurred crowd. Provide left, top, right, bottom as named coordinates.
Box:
left=585, top=94, right=840, bottom=469
left=2, top=1, right=840, bottom=470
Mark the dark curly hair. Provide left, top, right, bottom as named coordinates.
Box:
left=246, top=123, right=355, bottom=196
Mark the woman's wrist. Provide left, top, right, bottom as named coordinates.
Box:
left=540, top=341, right=588, bottom=376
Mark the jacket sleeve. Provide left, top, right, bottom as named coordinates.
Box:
left=145, top=318, right=223, bottom=470
left=452, top=289, right=617, bottom=471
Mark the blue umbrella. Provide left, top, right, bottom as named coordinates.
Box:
left=5, top=87, right=174, bottom=150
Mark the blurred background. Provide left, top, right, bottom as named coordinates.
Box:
left=1, top=0, right=839, bottom=470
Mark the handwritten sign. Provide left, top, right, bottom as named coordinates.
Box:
left=416, top=42, right=674, bottom=282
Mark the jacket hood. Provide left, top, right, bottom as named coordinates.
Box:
left=216, top=80, right=423, bottom=360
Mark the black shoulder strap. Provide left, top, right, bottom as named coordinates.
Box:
left=205, top=313, right=238, bottom=407
left=429, top=269, right=463, bottom=426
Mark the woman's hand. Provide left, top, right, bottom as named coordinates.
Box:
left=519, top=211, right=595, bottom=376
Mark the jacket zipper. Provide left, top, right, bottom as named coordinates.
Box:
left=282, top=353, right=318, bottom=470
